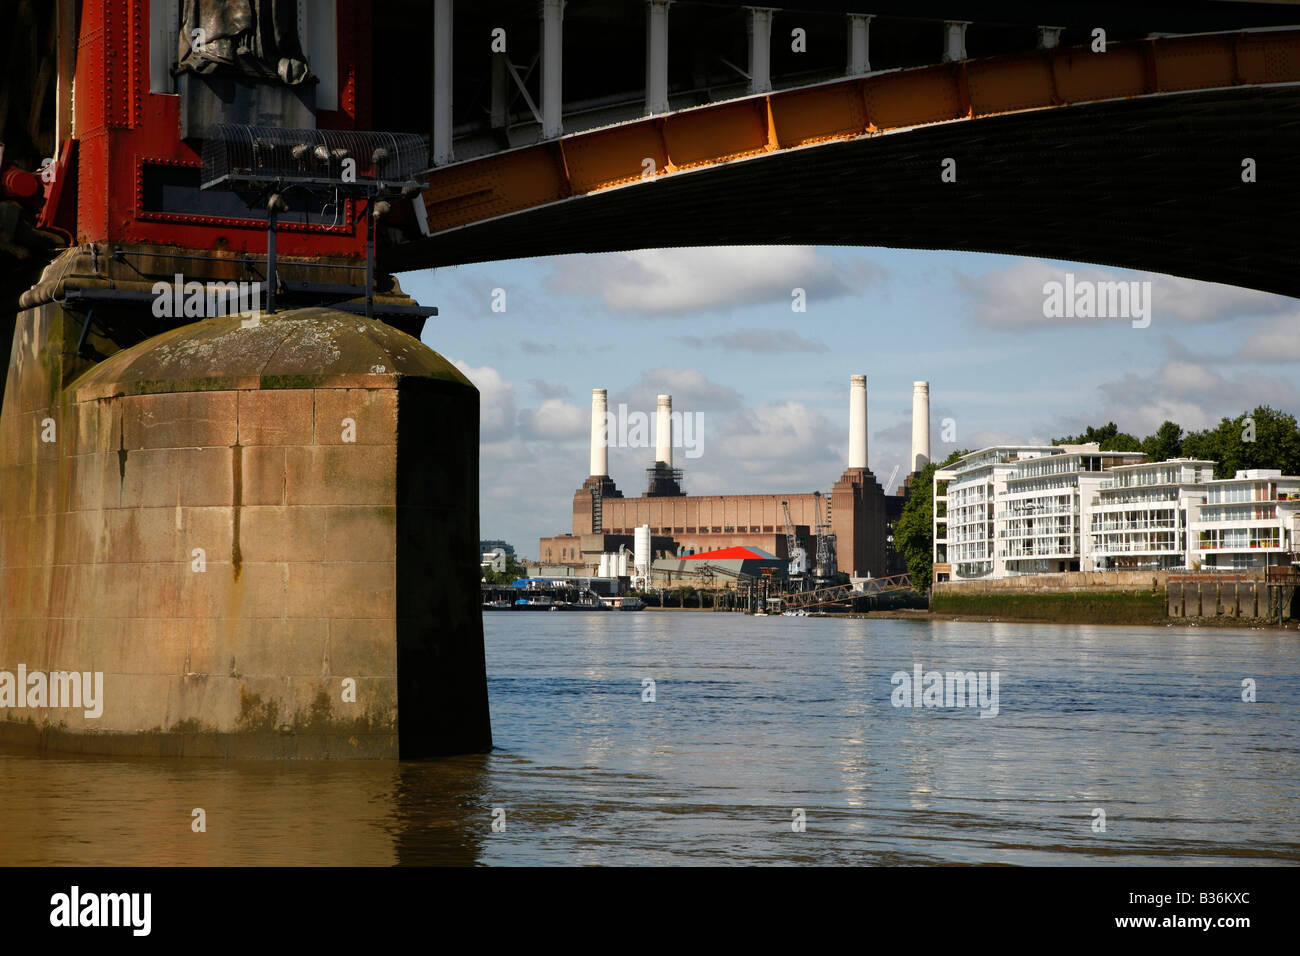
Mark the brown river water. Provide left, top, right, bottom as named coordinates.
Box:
left=1, top=614, right=1297, bottom=865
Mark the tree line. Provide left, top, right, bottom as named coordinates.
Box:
left=1049, top=405, right=1300, bottom=479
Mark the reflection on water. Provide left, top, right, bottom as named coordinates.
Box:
left=2, top=615, right=1298, bottom=865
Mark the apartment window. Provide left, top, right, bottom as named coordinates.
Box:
left=1251, top=528, right=1280, bottom=548
left=1207, top=484, right=1250, bottom=504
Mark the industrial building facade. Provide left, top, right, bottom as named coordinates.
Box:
left=539, top=375, right=929, bottom=581
left=934, top=448, right=1300, bottom=581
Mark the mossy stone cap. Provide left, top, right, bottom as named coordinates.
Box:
left=71, top=310, right=474, bottom=400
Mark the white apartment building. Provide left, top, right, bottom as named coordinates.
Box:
left=935, top=444, right=1148, bottom=581
left=937, top=452, right=1300, bottom=582
left=933, top=445, right=1059, bottom=582
left=1190, top=469, right=1300, bottom=570
left=1088, top=459, right=1217, bottom=571
left=999, top=448, right=1145, bottom=574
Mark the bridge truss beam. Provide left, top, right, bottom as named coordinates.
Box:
left=391, top=29, right=1300, bottom=298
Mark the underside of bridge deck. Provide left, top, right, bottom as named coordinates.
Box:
left=386, top=85, right=1300, bottom=299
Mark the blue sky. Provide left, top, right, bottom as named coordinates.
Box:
left=398, top=247, right=1299, bottom=560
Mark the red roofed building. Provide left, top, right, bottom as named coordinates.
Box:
left=653, top=545, right=787, bottom=587
left=683, top=546, right=778, bottom=561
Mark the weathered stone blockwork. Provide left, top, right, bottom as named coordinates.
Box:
left=0, top=307, right=491, bottom=758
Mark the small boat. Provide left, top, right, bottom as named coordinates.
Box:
left=600, top=596, right=646, bottom=611
left=515, top=595, right=554, bottom=610
left=482, top=599, right=513, bottom=611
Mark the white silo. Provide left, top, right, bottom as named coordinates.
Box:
left=634, top=524, right=651, bottom=584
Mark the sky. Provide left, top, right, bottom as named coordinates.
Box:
left=398, top=247, right=1300, bottom=561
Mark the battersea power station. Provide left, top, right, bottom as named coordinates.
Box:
left=540, top=376, right=932, bottom=580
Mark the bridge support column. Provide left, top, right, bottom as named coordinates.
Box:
left=433, top=0, right=454, bottom=165
left=847, top=14, right=872, bottom=76
left=943, top=21, right=969, bottom=63
left=541, top=0, right=565, bottom=138
left=0, top=278, right=492, bottom=758
left=646, top=0, right=671, bottom=115
left=748, top=7, right=773, bottom=94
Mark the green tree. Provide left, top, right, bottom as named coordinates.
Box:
left=483, top=557, right=527, bottom=586
left=1140, top=420, right=1183, bottom=461
left=1053, top=421, right=1142, bottom=451
left=894, top=449, right=967, bottom=592
left=1183, top=406, right=1300, bottom=478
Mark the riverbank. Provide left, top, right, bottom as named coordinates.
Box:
left=645, top=596, right=1298, bottom=628
left=859, top=606, right=1299, bottom=629
left=931, top=588, right=1167, bottom=625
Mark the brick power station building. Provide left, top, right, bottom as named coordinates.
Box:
left=540, top=376, right=932, bottom=579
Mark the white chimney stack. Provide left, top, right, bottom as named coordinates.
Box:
left=848, top=374, right=867, bottom=469
left=656, top=394, right=673, bottom=467
left=911, top=381, right=930, bottom=472
left=590, top=388, right=608, bottom=477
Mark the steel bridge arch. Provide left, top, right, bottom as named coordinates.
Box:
left=387, top=29, right=1300, bottom=299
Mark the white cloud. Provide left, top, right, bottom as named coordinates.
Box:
left=546, top=246, right=885, bottom=315
left=614, top=367, right=745, bottom=412
left=478, top=441, right=585, bottom=550
left=677, top=328, right=829, bottom=353
left=1157, top=280, right=1289, bottom=324
left=1236, top=313, right=1300, bottom=363
left=519, top=340, right=558, bottom=355
left=961, top=428, right=1032, bottom=449
left=1159, top=360, right=1222, bottom=394
left=964, top=260, right=1292, bottom=329
left=518, top=398, right=587, bottom=440
left=528, top=379, right=571, bottom=399
left=1083, top=360, right=1300, bottom=436
left=718, top=402, right=837, bottom=463
left=452, top=359, right=516, bottom=441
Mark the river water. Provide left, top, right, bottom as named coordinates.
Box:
left=1, top=613, right=1297, bottom=866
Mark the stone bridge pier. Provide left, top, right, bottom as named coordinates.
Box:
left=0, top=255, right=491, bottom=758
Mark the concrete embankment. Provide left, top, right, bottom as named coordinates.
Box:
left=929, top=570, right=1295, bottom=627
left=929, top=589, right=1169, bottom=625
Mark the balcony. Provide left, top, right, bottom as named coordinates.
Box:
left=1090, top=520, right=1177, bottom=532
left=1092, top=543, right=1179, bottom=554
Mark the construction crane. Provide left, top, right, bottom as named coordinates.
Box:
left=781, top=500, right=808, bottom=586
left=813, top=492, right=837, bottom=583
